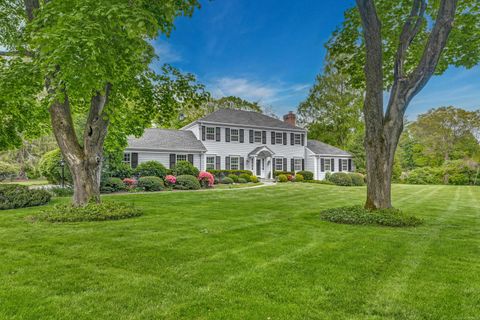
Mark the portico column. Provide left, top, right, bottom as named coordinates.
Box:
left=253, top=156, right=257, bottom=176
left=313, top=156, right=318, bottom=180
left=270, top=157, right=274, bottom=180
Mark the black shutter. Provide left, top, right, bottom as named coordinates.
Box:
left=283, top=132, right=287, bottom=145
left=348, top=159, right=352, bottom=172
left=271, top=131, right=276, bottom=144
left=201, top=126, right=206, bottom=141
left=131, top=153, right=138, bottom=169
left=239, top=129, right=244, bottom=143
left=301, top=134, right=305, bottom=146
left=216, top=127, right=221, bottom=141
left=302, top=159, right=305, bottom=171
left=169, top=154, right=176, bottom=169
left=249, top=130, right=254, bottom=143
left=216, top=156, right=221, bottom=170
left=290, top=133, right=294, bottom=145
left=321, top=158, right=325, bottom=172
left=225, top=128, right=230, bottom=142
left=291, top=158, right=295, bottom=172
left=188, top=154, right=194, bottom=164
left=240, top=157, right=244, bottom=170
left=262, top=131, right=266, bottom=144
left=283, top=158, right=287, bottom=171
left=339, top=159, right=342, bottom=171
left=331, top=158, right=335, bottom=171
left=225, top=156, right=230, bottom=170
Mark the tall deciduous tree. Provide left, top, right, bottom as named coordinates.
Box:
left=328, top=0, right=480, bottom=209
left=0, top=0, right=200, bottom=206
left=298, top=67, right=363, bottom=149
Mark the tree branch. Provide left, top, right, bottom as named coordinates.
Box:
left=24, top=0, right=40, bottom=21
left=404, top=0, right=458, bottom=107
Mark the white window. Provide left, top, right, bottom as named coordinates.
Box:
left=230, top=156, right=240, bottom=170
left=123, top=153, right=131, bottom=165
left=206, top=156, right=215, bottom=170
left=274, top=158, right=283, bottom=171
left=341, top=159, right=348, bottom=171
left=231, top=129, right=239, bottom=142
left=275, top=132, right=283, bottom=144
left=324, top=158, right=331, bottom=172
left=176, top=154, right=187, bottom=162
left=254, top=131, right=262, bottom=143
left=206, top=127, right=215, bottom=140
left=294, top=134, right=302, bottom=145
left=294, top=158, right=302, bottom=171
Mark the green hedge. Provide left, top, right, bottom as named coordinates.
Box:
left=134, top=161, right=168, bottom=179
left=207, top=170, right=252, bottom=178
left=0, top=161, right=19, bottom=181
left=297, top=170, right=313, bottom=180
left=174, top=175, right=201, bottom=190
left=402, top=160, right=479, bottom=185
left=172, top=161, right=199, bottom=177
left=0, top=184, right=51, bottom=210
left=101, top=177, right=126, bottom=193
left=274, top=170, right=294, bottom=177
left=138, top=176, right=164, bottom=191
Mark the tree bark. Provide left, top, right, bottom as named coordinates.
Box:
left=357, top=0, right=457, bottom=209
left=48, top=85, right=111, bottom=206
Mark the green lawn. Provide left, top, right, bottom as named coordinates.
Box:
left=0, top=184, right=479, bottom=319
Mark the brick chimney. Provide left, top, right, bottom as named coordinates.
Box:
left=283, top=111, right=296, bottom=127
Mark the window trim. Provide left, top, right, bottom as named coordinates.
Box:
left=230, top=129, right=239, bottom=142
left=275, top=132, right=283, bottom=144
left=206, top=155, right=215, bottom=170
left=123, top=152, right=131, bottom=166
left=341, top=159, right=348, bottom=171
left=294, top=158, right=302, bottom=171
left=324, top=158, right=331, bottom=172
left=176, top=154, right=187, bottom=162
left=254, top=130, right=262, bottom=143
left=230, top=156, right=240, bottom=170
left=205, top=127, right=215, bottom=140
left=294, top=133, right=302, bottom=145
left=274, top=158, right=284, bottom=171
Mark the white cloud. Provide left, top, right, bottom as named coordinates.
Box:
left=210, top=77, right=310, bottom=107
left=154, top=42, right=182, bottom=64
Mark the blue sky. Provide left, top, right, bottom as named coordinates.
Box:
left=152, top=0, right=479, bottom=119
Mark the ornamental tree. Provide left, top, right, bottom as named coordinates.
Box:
left=328, top=0, right=480, bottom=209
left=0, top=0, right=200, bottom=206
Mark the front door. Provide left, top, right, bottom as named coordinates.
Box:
left=256, top=159, right=261, bottom=176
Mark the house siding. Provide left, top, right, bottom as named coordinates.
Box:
left=127, top=150, right=203, bottom=169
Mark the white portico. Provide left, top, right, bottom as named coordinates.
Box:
left=248, top=146, right=275, bottom=179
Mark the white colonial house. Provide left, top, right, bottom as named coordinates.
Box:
left=124, top=109, right=354, bottom=180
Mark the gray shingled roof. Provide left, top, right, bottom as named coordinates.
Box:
left=307, top=140, right=352, bottom=156
left=126, top=129, right=206, bottom=152
left=196, top=109, right=304, bottom=130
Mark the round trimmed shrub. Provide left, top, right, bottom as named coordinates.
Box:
left=38, top=149, right=72, bottom=184
left=228, top=174, right=239, bottom=182
left=108, top=162, right=133, bottom=179
left=222, top=177, right=234, bottom=184
left=250, top=175, right=259, bottom=183
left=101, top=177, right=126, bottom=193
left=174, top=175, right=201, bottom=190
left=239, top=173, right=251, bottom=181
left=238, top=178, right=248, bottom=183
left=198, top=171, right=215, bottom=188
left=297, top=170, right=313, bottom=181
left=172, top=161, right=199, bottom=177
left=0, top=184, right=51, bottom=210
left=328, top=172, right=353, bottom=186
left=134, top=161, right=167, bottom=179
left=277, top=174, right=288, bottom=183
left=138, top=176, right=164, bottom=191
left=349, top=173, right=365, bottom=186
left=295, top=174, right=304, bottom=182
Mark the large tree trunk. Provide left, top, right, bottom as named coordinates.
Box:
left=49, top=85, right=111, bottom=206
left=357, top=0, right=457, bottom=210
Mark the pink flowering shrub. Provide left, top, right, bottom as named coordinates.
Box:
left=123, top=178, right=137, bottom=189
left=165, top=175, right=177, bottom=186
left=198, top=171, right=214, bottom=188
